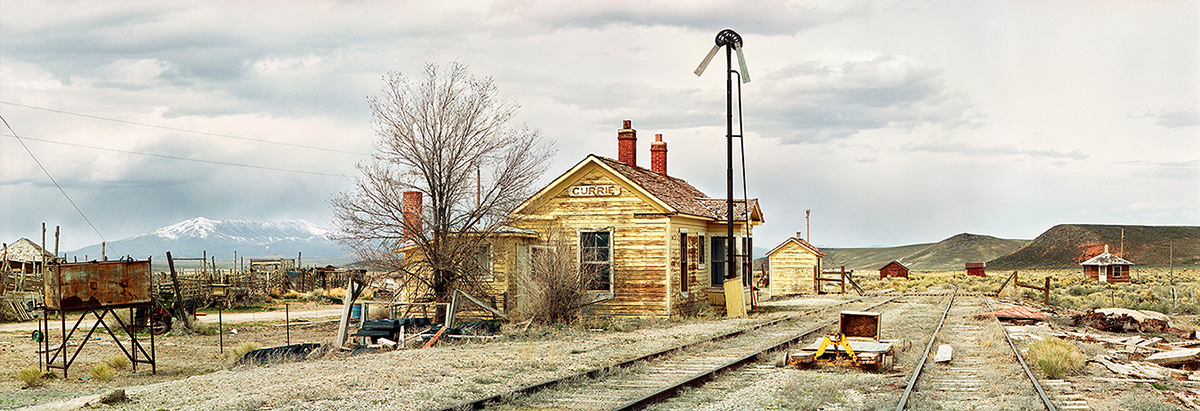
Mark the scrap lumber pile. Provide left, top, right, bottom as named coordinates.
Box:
left=1072, top=308, right=1195, bottom=338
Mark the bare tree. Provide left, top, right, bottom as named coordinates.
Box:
left=332, top=62, right=554, bottom=305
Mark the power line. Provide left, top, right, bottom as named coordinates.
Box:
left=1, top=133, right=352, bottom=178
left=0, top=114, right=109, bottom=248
left=0, top=100, right=373, bottom=156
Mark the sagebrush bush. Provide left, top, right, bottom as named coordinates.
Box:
left=17, top=366, right=43, bottom=388
left=89, top=363, right=115, bottom=382
left=1027, top=337, right=1085, bottom=379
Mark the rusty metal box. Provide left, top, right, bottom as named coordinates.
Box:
left=44, top=260, right=153, bottom=311
left=839, top=311, right=881, bottom=341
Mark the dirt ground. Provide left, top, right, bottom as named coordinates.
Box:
left=0, top=301, right=345, bottom=409
left=0, top=296, right=1195, bottom=410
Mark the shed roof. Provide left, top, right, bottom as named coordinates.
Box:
left=766, top=237, right=826, bottom=258
left=1080, top=252, right=1134, bottom=267
left=2, top=238, right=56, bottom=263
left=880, top=260, right=908, bottom=271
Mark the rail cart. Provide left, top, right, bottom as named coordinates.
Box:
left=786, top=311, right=895, bottom=370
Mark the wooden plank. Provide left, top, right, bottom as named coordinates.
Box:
left=934, top=344, right=953, bottom=363
left=1146, top=348, right=1200, bottom=366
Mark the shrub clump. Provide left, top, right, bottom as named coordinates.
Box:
left=89, top=363, right=116, bottom=382
left=17, top=366, right=44, bottom=388
left=226, top=341, right=264, bottom=365
left=105, top=355, right=129, bottom=371
left=1027, top=337, right=1085, bottom=378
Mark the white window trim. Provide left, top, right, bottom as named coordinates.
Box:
left=697, top=233, right=706, bottom=270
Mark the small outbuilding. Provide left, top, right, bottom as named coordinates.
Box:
left=1081, top=245, right=1133, bottom=284
left=765, top=233, right=825, bottom=296
left=879, top=261, right=909, bottom=279
left=966, top=262, right=985, bottom=277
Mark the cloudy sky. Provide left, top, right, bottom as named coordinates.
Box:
left=1, top=1, right=1197, bottom=254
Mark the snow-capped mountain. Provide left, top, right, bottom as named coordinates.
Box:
left=68, top=218, right=349, bottom=262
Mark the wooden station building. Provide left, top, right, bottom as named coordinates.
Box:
left=764, top=234, right=825, bottom=296
left=1081, top=245, right=1133, bottom=284
left=399, top=120, right=764, bottom=318
left=503, top=120, right=764, bottom=318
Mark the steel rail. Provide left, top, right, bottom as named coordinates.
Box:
left=610, top=296, right=900, bottom=411
left=894, top=286, right=958, bottom=411
left=983, top=297, right=1057, bottom=411
left=434, top=295, right=873, bottom=411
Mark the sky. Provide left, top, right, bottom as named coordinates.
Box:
left=1, top=0, right=1197, bottom=254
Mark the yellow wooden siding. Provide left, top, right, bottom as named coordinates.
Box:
left=513, top=168, right=673, bottom=318
left=768, top=242, right=820, bottom=296
left=669, top=220, right=710, bottom=316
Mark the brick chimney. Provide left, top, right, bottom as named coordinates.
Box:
left=796, top=232, right=804, bottom=240
left=618, top=120, right=636, bottom=167
left=650, top=133, right=667, bottom=175
left=402, top=191, right=422, bottom=240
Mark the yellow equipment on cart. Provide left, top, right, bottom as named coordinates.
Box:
left=785, top=311, right=895, bottom=370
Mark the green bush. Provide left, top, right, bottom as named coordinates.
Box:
left=17, top=366, right=43, bottom=388
left=1027, top=337, right=1085, bottom=379
left=89, top=363, right=115, bottom=382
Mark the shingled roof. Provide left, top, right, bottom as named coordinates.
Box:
left=593, top=155, right=760, bottom=222
left=2, top=238, right=57, bottom=263
left=1081, top=252, right=1134, bottom=266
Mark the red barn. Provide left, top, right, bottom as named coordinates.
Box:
left=966, top=262, right=985, bottom=277
left=879, top=261, right=909, bottom=279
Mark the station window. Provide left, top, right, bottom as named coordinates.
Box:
left=580, top=230, right=613, bottom=292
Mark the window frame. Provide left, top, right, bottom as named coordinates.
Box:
left=679, top=229, right=689, bottom=297
left=578, top=228, right=614, bottom=296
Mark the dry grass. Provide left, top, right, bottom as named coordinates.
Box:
left=1026, top=337, right=1086, bottom=379
left=17, top=366, right=42, bottom=388
left=226, top=341, right=264, bottom=365
left=105, top=355, right=129, bottom=370
left=89, top=363, right=115, bottom=382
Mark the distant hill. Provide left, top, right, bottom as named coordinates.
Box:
left=822, top=233, right=1028, bottom=272
left=68, top=218, right=353, bottom=265
left=821, top=243, right=932, bottom=272
left=988, top=224, right=1200, bottom=269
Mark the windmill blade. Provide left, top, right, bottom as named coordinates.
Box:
left=694, top=44, right=721, bottom=76
left=735, top=43, right=751, bottom=83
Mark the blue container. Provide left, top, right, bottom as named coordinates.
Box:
left=350, top=303, right=362, bottom=322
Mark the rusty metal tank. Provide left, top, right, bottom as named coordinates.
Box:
left=44, top=259, right=153, bottom=311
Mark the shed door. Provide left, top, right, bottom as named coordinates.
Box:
left=1099, top=267, right=1107, bottom=283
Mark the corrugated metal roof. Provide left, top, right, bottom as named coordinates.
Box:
left=1080, top=252, right=1134, bottom=266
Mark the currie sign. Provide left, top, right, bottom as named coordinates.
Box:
left=570, top=185, right=621, bottom=197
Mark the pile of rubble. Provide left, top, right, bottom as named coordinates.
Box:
left=985, top=305, right=1200, bottom=409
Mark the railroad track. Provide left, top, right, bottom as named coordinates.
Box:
left=895, top=290, right=1059, bottom=411
left=435, top=295, right=895, bottom=411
